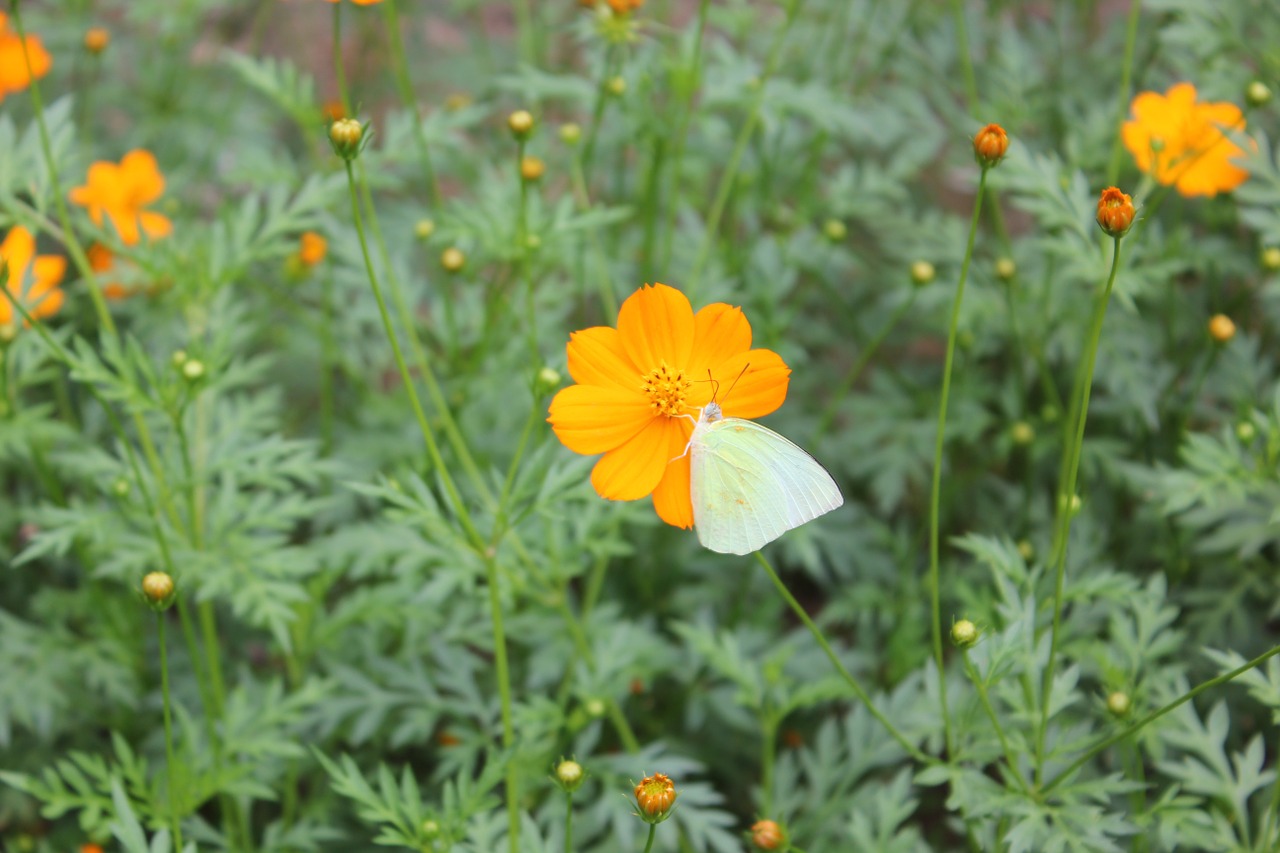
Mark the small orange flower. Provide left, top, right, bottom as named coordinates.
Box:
left=0, top=226, right=65, bottom=327
left=81, top=845, right=105, bottom=853
left=1096, top=186, right=1136, bottom=237
left=298, top=231, right=328, bottom=267
left=1122, top=83, right=1248, bottom=197
left=606, top=0, right=644, bottom=12
left=83, top=27, right=110, bottom=54
left=973, top=123, right=1009, bottom=167
left=1208, top=314, right=1236, bottom=343
left=69, top=150, right=173, bottom=246
left=0, top=13, right=51, bottom=103
left=634, top=772, right=676, bottom=820
left=548, top=284, right=790, bottom=528
left=87, top=243, right=129, bottom=299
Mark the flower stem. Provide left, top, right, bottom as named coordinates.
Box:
left=1043, top=641, right=1280, bottom=794
left=1035, top=236, right=1124, bottom=784
left=960, top=650, right=1030, bottom=794
left=380, top=0, right=444, bottom=209
left=640, top=824, right=657, bottom=853
left=753, top=552, right=928, bottom=763
left=580, top=44, right=620, bottom=179
left=564, top=792, right=574, bottom=853
left=1106, top=0, right=1144, bottom=186
left=687, top=0, right=805, bottom=302
left=951, top=0, right=980, bottom=114
left=926, top=166, right=989, bottom=758
left=157, top=611, right=184, bottom=851
left=485, top=552, right=519, bottom=853
left=814, top=291, right=916, bottom=441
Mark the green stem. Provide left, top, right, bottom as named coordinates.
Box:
left=951, top=0, right=980, bottom=115
left=564, top=792, right=574, bottom=853
left=961, top=650, right=1030, bottom=794
left=759, top=712, right=777, bottom=815
left=1106, top=0, right=1143, bottom=186
left=1043, top=642, right=1280, bottom=794
left=658, top=0, right=710, bottom=271
left=157, top=612, right=184, bottom=852
left=580, top=44, right=620, bottom=178
left=926, top=166, right=989, bottom=758
left=512, top=0, right=536, bottom=67
left=687, top=0, right=805, bottom=301
left=380, top=0, right=444, bottom=208
left=516, top=140, right=537, bottom=362
left=641, top=824, right=657, bottom=853
left=1035, top=236, right=1124, bottom=784
left=814, top=292, right=916, bottom=440
left=753, top=552, right=928, bottom=763
left=484, top=551, right=519, bottom=853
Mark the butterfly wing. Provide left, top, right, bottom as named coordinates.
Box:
left=690, top=417, right=843, bottom=555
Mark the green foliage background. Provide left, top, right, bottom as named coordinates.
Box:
left=1, top=0, right=1280, bottom=851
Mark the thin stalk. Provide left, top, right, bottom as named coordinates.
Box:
left=1106, top=0, right=1143, bottom=185
left=516, top=140, right=537, bottom=361
left=485, top=553, right=519, bottom=853
left=658, top=0, right=710, bottom=270
left=1043, top=642, right=1280, bottom=794
left=641, top=824, right=657, bottom=853
left=1035, top=236, right=1124, bottom=784
left=564, top=792, right=574, bottom=853
left=754, top=552, right=929, bottom=763
left=157, top=612, right=184, bottom=851
left=580, top=44, right=620, bottom=177
left=926, top=167, right=990, bottom=758
left=759, top=712, right=778, bottom=815
left=687, top=0, right=805, bottom=301
left=814, top=292, right=916, bottom=440
left=319, top=268, right=337, bottom=454
left=951, top=0, right=980, bottom=115
left=961, top=650, right=1030, bottom=794
left=380, top=0, right=444, bottom=208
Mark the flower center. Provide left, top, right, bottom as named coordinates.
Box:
left=640, top=362, right=691, bottom=418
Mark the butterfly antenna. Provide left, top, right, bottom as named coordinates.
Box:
left=721, top=363, right=750, bottom=405
left=705, top=369, right=720, bottom=402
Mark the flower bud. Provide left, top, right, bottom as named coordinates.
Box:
left=1236, top=421, right=1257, bottom=443
left=420, top=820, right=440, bottom=840
left=112, top=477, right=131, bottom=498
left=1016, top=539, right=1034, bottom=561
left=520, top=155, right=545, bottom=182
left=822, top=218, right=847, bottom=242
left=995, top=257, right=1017, bottom=281
left=171, top=349, right=188, bottom=368
left=606, top=76, right=627, bottom=97
left=82, top=844, right=106, bottom=853
left=444, top=92, right=472, bottom=112
left=555, top=758, right=585, bottom=792
left=415, top=219, right=436, bottom=240
left=182, top=359, right=206, bottom=382
left=1106, top=690, right=1131, bottom=718
left=1246, top=81, right=1272, bottom=108
left=1261, top=247, right=1280, bottom=272
left=951, top=619, right=979, bottom=649
left=536, top=366, right=561, bottom=395
left=1010, top=421, right=1034, bottom=445
left=973, top=123, right=1009, bottom=167
left=84, top=28, right=109, bottom=55
left=0, top=322, right=16, bottom=345
left=910, top=260, right=935, bottom=286
left=634, top=772, right=676, bottom=823
left=1096, top=186, right=1135, bottom=237
left=508, top=109, right=534, bottom=139
left=328, top=118, right=366, bottom=160
left=298, top=231, right=327, bottom=268
left=585, top=698, right=606, bottom=717
left=440, top=247, right=465, bottom=273
left=141, top=571, right=176, bottom=611
left=1208, top=314, right=1236, bottom=343
left=749, top=819, right=786, bottom=850
left=559, top=123, right=582, bottom=145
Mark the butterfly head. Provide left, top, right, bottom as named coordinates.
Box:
left=700, top=401, right=724, bottom=424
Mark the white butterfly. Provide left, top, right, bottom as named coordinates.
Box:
left=686, top=401, right=843, bottom=555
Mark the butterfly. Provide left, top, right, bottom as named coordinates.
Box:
left=686, top=400, right=843, bottom=555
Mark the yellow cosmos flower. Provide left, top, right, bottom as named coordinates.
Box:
left=1121, top=82, right=1248, bottom=197
left=548, top=283, right=790, bottom=528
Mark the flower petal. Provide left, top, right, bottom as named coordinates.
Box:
left=689, top=303, right=752, bottom=375
left=138, top=210, right=173, bottom=241
left=0, top=226, right=35, bottom=282
left=121, top=150, right=166, bottom=204
left=651, top=419, right=695, bottom=529
left=616, top=283, right=694, bottom=373
left=566, top=325, right=640, bottom=390
left=548, top=384, right=654, bottom=456
left=590, top=417, right=682, bottom=501
left=698, top=348, right=791, bottom=419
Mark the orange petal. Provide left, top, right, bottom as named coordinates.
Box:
left=138, top=210, right=173, bottom=241
left=616, top=283, right=694, bottom=373
left=110, top=211, right=142, bottom=246
left=651, top=418, right=695, bottom=528
left=31, top=255, right=65, bottom=289
left=548, top=384, right=654, bottom=456
left=566, top=325, right=640, bottom=390
left=121, top=150, right=166, bottom=204
left=0, top=226, right=34, bottom=281
left=689, top=303, right=752, bottom=375
left=699, top=348, right=790, bottom=419
left=590, top=417, right=681, bottom=501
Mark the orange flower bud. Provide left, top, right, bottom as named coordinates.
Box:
left=81, top=845, right=105, bottom=853
left=1095, top=186, right=1135, bottom=237
left=634, top=772, right=676, bottom=823
left=1208, top=314, right=1236, bottom=343
left=973, top=123, right=1008, bottom=167
left=84, top=28, right=110, bottom=54
left=141, top=571, right=176, bottom=610
left=520, top=155, right=545, bottom=182
left=328, top=118, right=365, bottom=160
left=750, top=819, right=786, bottom=850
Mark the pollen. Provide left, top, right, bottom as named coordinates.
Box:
left=640, top=362, right=692, bottom=418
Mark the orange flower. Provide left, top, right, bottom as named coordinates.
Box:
left=606, top=0, right=644, bottom=12
left=0, top=226, right=65, bottom=327
left=548, top=284, right=789, bottom=528
left=0, top=12, right=51, bottom=103
left=87, top=243, right=129, bottom=299
left=298, top=231, right=327, bottom=267
left=1121, top=83, right=1248, bottom=197
left=1096, top=186, right=1135, bottom=237
left=70, top=150, right=173, bottom=246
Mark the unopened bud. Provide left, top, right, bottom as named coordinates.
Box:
left=995, top=257, right=1017, bottom=281
left=1010, top=421, right=1034, bottom=445
left=951, top=619, right=979, bottom=648
left=520, top=155, right=546, bottom=182
left=1262, top=247, right=1280, bottom=271
left=507, top=109, right=534, bottom=139
left=973, top=123, right=1009, bottom=167
left=84, top=27, right=110, bottom=54
left=584, top=698, right=606, bottom=718
left=555, top=759, right=585, bottom=792
left=634, top=773, right=676, bottom=823
left=749, top=819, right=786, bottom=850
left=1017, top=539, right=1034, bottom=561
left=559, top=123, right=582, bottom=145
left=141, top=571, right=176, bottom=610
left=1236, top=421, right=1257, bottom=442
left=1208, top=314, right=1236, bottom=343
left=606, top=76, right=627, bottom=96
left=182, top=359, right=206, bottom=382
left=1246, top=81, right=1272, bottom=108
left=328, top=118, right=365, bottom=160
left=1096, top=186, right=1136, bottom=237
left=415, top=219, right=436, bottom=240
left=823, top=218, right=847, bottom=242
left=441, top=247, right=465, bottom=273
left=910, top=260, right=935, bottom=286
left=1106, top=691, right=1131, bottom=718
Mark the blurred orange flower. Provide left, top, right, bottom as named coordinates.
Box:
left=547, top=283, right=790, bottom=528
left=87, top=243, right=129, bottom=299
left=1121, top=82, right=1248, bottom=197
left=324, top=0, right=383, bottom=4
left=0, top=226, right=65, bottom=327
left=298, top=231, right=327, bottom=267
left=70, top=150, right=173, bottom=246
left=0, top=12, right=51, bottom=103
